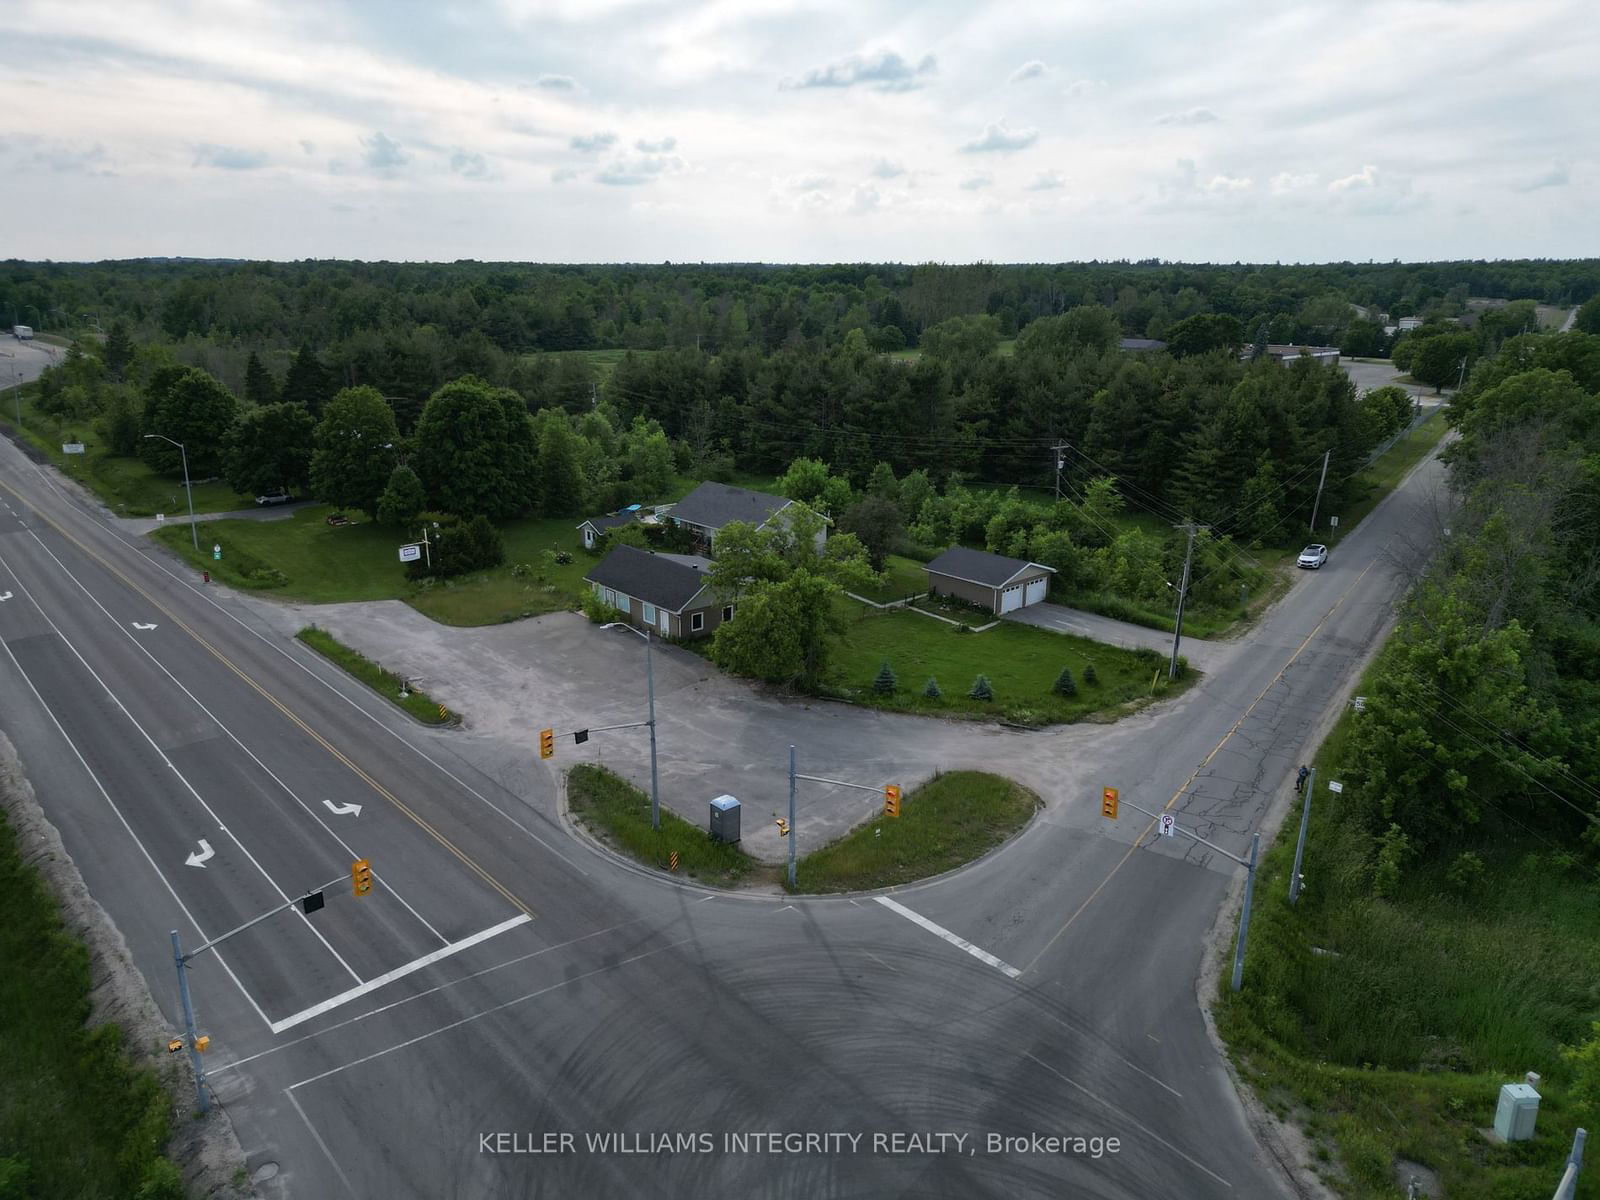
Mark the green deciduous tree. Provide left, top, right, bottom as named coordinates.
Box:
left=139, top=367, right=238, bottom=477
left=376, top=464, right=426, bottom=530
left=412, top=376, right=512, bottom=518
left=838, top=496, right=902, bottom=572
left=310, top=385, right=399, bottom=516
left=225, top=402, right=315, bottom=497
left=538, top=419, right=585, bottom=516
left=1164, top=312, right=1243, bottom=358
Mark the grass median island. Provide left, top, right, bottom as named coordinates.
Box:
left=566, top=765, right=755, bottom=885
left=792, top=771, right=1039, bottom=893
left=0, top=810, right=184, bottom=1200
left=296, top=626, right=454, bottom=725
left=1216, top=683, right=1597, bottom=1199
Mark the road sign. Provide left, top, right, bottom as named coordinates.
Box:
left=155, top=513, right=165, bottom=521
left=301, top=891, right=325, bottom=914
left=1327, top=781, right=1344, bottom=794
left=62, top=442, right=85, bottom=454
left=1352, top=695, right=1367, bottom=712
left=1330, top=516, right=1339, bottom=528
left=212, top=543, right=222, bottom=561
left=398, top=543, right=422, bottom=563
left=1159, top=813, right=1176, bottom=838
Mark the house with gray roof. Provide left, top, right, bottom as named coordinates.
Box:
left=584, top=544, right=733, bottom=639
left=664, top=482, right=825, bottom=553
left=925, top=546, right=1055, bottom=615
left=575, top=509, right=639, bottom=550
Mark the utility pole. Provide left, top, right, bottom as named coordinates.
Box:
left=1307, top=448, right=1332, bottom=535
left=170, top=931, right=209, bottom=1113
left=1051, top=441, right=1069, bottom=502
left=1231, top=833, right=1261, bottom=993
left=1289, top=767, right=1314, bottom=905
left=787, top=744, right=798, bottom=889
left=1169, top=520, right=1202, bottom=680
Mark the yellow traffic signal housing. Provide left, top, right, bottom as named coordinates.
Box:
left=195, top=1035, right=211, bottom=1053
left=1101, top=787, right=1119, bottom=819
left=539, top=728, right=555, bottom=760
left=884, top=784, right=902, bottom=817
left=351, top=857, right=373, bottom=896
left=775, top=817, right=790, bottom=836
left=167, top=1038, right=183, bottom=1053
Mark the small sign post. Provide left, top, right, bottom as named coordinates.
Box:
left=398, top=543, right=422, bottom=564
left=62, top=442, right=85, bottom=454
left=212, top=543, right=221, bottom=561
left=1158, top=812, right=1176, bottom=838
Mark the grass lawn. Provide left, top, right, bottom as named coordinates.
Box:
left=296, top=627, right=454, bottom=724
left=792, top=771, right=1039, bottom=893
left=1216, top=670, right=1598, bottom=1199
left=566, top=764, right=759, bottom=885
left=151, top=505, right=603, bottom=625
left=3, top=390, right=252, bottom=516
left=0, top=809, right=184, bottom=1199
left=825, top=600, right=1190, bottom=726
left=852, top=554, right=928, bottom=604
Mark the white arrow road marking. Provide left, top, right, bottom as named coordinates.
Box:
left=131, top=622, right=158, bottom=631
left=0, top=592, right=13, bottom=602
left=322, top=799, right=362, bottom=818
left=186, top=839, right=215, bottom=868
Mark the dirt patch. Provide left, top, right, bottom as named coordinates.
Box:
left=0, top=732, right=254, bottom=1199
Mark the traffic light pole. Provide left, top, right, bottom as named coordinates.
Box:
left=168, top=868, right=353, bottom=1111
left=787, top=753, right=902, bottom=891
left=1107, top=794, right=1261, bottom=991
left=1288, top=768, right=1315, bottom=905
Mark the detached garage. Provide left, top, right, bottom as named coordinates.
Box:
left=925, top=547, right=1055, bottom=615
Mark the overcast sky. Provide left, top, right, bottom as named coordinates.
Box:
left=2, top=0, right=1593, bottom=263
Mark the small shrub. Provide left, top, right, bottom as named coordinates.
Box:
left=510, top=561, right=535, bottom=579
left=554, top=549, right=573, bottom=566
left=1372, top=823, right=1411, bottom=897
left=1052, top=666, right=1077, bottom=696
left=922, top=676, right=942, bottom=699
left=1082, top=662, right=1099, bottom=686
left=968, top=674, right=994, bottom=701
left=582, top=590, right=625, bottom=625
left=1445, top=850, right=1485, bottom=895
left=872, top=660, right=897, bottom=694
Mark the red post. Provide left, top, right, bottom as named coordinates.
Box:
left=202, top=571, right=210, bottom=584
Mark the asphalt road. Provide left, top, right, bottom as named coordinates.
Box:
left=0, top=396, right=1447, bottom=1198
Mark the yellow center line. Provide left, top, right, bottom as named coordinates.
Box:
left=0, top=479, right=535, bottom=919
left=1022, top=552, right=1385, bottom=974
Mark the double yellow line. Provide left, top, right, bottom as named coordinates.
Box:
left=1, top=479, right=533, bottom=919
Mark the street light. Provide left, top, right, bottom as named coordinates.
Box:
left=143, top=434, right=199, bottom=551
left=600, top=621, right=660, bottom=830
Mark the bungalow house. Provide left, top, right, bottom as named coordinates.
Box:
left=663, top=482, right=825, bottom=554
left=1264, top=344, right=1341, bottom=367
left=925, top=547, right=1055, bottom=615
left=576, top=509, right=639, bottom=550
left=583, top=544, right=733, bottom=639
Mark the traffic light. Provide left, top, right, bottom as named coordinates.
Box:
left=884, top=784, right=902, bottom=818
left=351, top=858, right=373, bottom=896
left=1101, top=787, right=1119, bottom=819
left=775, top=817, right=790, bottom=836
left=539, top=728, right=554, bottom=759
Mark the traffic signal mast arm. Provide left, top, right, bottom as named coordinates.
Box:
left=178, top=868, right=353, bottom=962
left=791, top=771, right=890, bottom=793
left=1105, top=794, right=1252, bottom=867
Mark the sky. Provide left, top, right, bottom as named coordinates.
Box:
left=1, top=0, right=1594, bottom=264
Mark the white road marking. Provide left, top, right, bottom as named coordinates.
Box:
left=0, top=549, right=366, bottom=983
left=186, top=838, right=215, bottom=868
left=131, top=621, right=158, bottom=630
left=0, top=591, right=11, bottom=601
left=284, top=1088, right=357, bottom=1197
left=1023, top=1052, right=1231, bottom=1189
left=269, top=914, right=532, bottom=1034
left=1032, top=1006, right=1183, bottom=1100
left=321, top=799, right=362, bottom=818
left=17, top=530, right=449, bottom=945
left=874, top=895, right=1022, bottom=979
left=287, top=935, right=692, bottom=1089
left=0, top=622, right=274, bottom=1029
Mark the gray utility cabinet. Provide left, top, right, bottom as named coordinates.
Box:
left=709, top=795, right=741, bottom=843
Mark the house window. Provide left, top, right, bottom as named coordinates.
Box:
left=659, top=608, right=670, bottom=632
left=722, top=604, right=734, bottom=622
left=614, top=595, right=628, bottom=614
left=603, top=587, right=617, bottom=607
left=691, top=612, right=704, bottom=632
left=641, top=602, right=657, bottom=625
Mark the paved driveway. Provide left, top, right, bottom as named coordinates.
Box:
left=1003, top=601, right=1234, bottom=672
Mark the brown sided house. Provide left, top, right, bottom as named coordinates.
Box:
left=583, top=544, right=734, bottom=639
left=575, top=509, right=639, bottom=550
left=924, top=546, right=1055, bottom=615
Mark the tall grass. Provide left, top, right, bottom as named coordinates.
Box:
left=567, top=765, right=754, bottom=884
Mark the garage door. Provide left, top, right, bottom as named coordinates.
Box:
left=1024, top=577, right=1048, bottom=607
left=999, top=583, right=1024, bottom=614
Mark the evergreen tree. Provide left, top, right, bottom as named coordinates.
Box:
left=103, top=320, right=135, bottom=378
left=281, top=344, right=332, bottom=416
left=244, top=352, right=279, bottom=408
left=1082, top=662, right=1098, bottom=686
left=922, top=676, right=942, bottom=699
left=1053, top=666, right=1077, bottom=696
left=872, top=660, right=897, bottom=694
left=968, top=674, right=994, bottom=700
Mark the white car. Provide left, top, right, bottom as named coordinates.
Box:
left=1297, top=544, right=1329, bottom=569
left=255, top=490, right=293, bottom=506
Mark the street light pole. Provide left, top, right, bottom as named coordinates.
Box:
left=601, top=621, right=661, bottom=830
left=144, top=434, right=199, bottom=551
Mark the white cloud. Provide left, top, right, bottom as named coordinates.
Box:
left=848, top=185, right=881, bottom=213
left=450, top=149, right=494, bottom=180
left=781, top=173, right=833, bottom=192
left=1329, top=164, right=1379, bottom=191
left=596, top=153, right=685, bottom=185
left=536, top=74, right=578, bottom=91
left=635, top=136, right=677, bottom=153
left=1062, top=79, right=1106, bottom=99
left=298, top=139, right=316, bottom=156
left=1513, top=160, right=1569, bottom=191
left=1269, top=171, right=1318, bottom=194
left=959, top=172, right=992, bottom=190
left=870, top=158, right=906, bottom=179
left=1026, top=171, right=1065, bottom=191
left=1204, top=173, right=1251, bottom=193
left=1156, top=107, right=1219, bottom=126
left=191, top=144, right=267, bottom=170
left=1009, top=60, right=1045, bottom=84
left=551, top=166, right=580, bottom=183
left=570, top=131, right=618, bottom=152
left=781, top=50, right=937, bottom=93
left=961, top=120, right=1037, bottom=153
left=360, top=131, right=408, bottom=170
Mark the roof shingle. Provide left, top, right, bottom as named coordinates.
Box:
left=584, top=545, right=712, bottom=612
